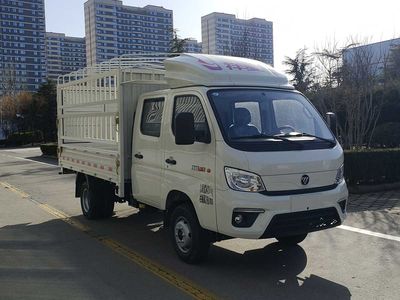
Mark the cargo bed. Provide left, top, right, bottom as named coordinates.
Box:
left=57, top=55, right=168, bottom=197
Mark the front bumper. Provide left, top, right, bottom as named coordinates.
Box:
left=260, top=207, right=341, bottom=238
left=216, top=180, right=348, bottom=239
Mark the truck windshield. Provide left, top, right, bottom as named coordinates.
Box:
left=207, top=89, right=335, bottom=151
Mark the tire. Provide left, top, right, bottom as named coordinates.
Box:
left=80, top=178, right=114, bottom=219
left=170, top=203, right=210, bottom=264
left=100, top=183, right=115, bottom=218
left=276, top=233, right=308, bottom=246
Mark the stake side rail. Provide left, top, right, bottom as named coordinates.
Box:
left=57, top=56, right=169, bottom=198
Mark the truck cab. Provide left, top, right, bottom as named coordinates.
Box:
left=131, top=54, right=348, bottom=262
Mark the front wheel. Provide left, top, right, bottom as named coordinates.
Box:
left=276, top=233, right=308, bottom=246
left=170, top=203, right=210, bottom=264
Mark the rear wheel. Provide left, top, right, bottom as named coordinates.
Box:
left=276, top=233, right=308, bottom=246
left=80, top=177, right=114, bottom=219
left=170, top=203, right=210, bottom=264
left=100, top=183, right=115, bottom=218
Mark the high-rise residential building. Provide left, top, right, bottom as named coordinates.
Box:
left=45, top=32, right=86, bottom=81
left=84, top=0, right=173, bottom=66
left=184, top=38, right=202, bottom=53
left=201, top=12, right=273, bottom=65
left=0, top=0, right=47, bottom=94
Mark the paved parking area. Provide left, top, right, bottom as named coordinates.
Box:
left=348, top=190, right=400, bottom=214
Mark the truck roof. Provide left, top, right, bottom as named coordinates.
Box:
left=164, top=54, right=293, bottom=89
left=58, top=53, right=293, bottom=90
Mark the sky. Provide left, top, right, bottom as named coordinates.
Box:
left=44, top=0, right=400, bottom=72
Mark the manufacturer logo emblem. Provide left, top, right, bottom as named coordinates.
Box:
left=301, top=175, right=310, bottom=185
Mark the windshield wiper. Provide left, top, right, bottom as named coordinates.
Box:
left=231, top=134, right=296, bottom=142
left=276, top=132, right=336, bottom=146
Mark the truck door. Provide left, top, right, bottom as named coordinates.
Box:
left=132, top=97, right=165, bottom=207
left=163, top=92, right=217, bottom=231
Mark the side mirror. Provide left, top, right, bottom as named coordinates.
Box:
left=326, top=112, right=337, bottom=136
left=175, top=112, right=195, bottom=145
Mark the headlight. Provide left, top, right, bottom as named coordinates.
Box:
left=224, top=167, right=266, bottom=192
left=335, top=164, right=344, bottom=184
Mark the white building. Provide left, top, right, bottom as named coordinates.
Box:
left=84, top=0, right=173, bottom=66
left=201, top=12, right=273, bottom=65
left=343, top=38, right=400, bottom=74
left=46, top=33, right=86, bottom=81
left=184, top=38, right=202, bottom=53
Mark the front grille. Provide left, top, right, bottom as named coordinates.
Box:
left=259, top=184, right=338, bottom=196
left=261, top=207, right=341, bottom=238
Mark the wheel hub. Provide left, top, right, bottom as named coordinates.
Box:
left=82, top=188, right=90, bottom=212
left=174, top=217, right=192, bottom=253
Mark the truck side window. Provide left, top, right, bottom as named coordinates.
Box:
left=140, top=98, right=164, bottom=137
left=173, top=95, right=211, bottom=143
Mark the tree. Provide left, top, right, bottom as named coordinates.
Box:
left=220, top=27, right=261, bottom=61
left=169, top=29, right=189, bottom=53
left=310, top=42, right=357, bottom=136
left=34, top=80, right=57, bottom=142
left=339, top=44, right=385, bottom=148
left=0, top=95, right=17, bottom=120
left=284, top=38, right=393, bottom=149
left=229, top=27, right=251, bottom=58
left=0, top=94, right=17, bottom=138
left=385, top=45, right=400, bottom=80
left=0, top=63, right=18, bottom=97
left=18, top=92, right=37, bottom=133
left=283, top=48, right=314, bottom=93
left=0, top=80, right=57, bottom=142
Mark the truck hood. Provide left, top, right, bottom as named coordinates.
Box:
left=245, top=145, right=343, bottom=176
left=244, top=145, right=343, bottom=191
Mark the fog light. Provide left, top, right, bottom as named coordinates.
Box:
left=232, top=208, right=264, bottom=228
left=234, top=214, right=243, bottom=224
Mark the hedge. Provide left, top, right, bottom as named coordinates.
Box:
left=5, top=131, right=43, bottom=146
left=344, top=148, right=400, bottom=185
left=40, top=143, right=58, bottom=157
left=371, top=122, right=400, bottom=148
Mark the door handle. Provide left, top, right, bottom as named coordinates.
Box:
left=134, top=153, right=143, bottom=159
left=165, top=158, right=176, bottom=165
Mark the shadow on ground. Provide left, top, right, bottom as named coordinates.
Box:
left=25, top=155, right=58, bottom=166
left=0, top=219, right=187, bottom=300
left=346, top=190, right=400, bottom=236
left=65, top=209, right=352, bottom=300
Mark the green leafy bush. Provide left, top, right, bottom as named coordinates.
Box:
left=5, top=131, right=43, bottom=146
left=344, top=148, right=400, bottom=185
left=40, top=143, right=58, bottom=157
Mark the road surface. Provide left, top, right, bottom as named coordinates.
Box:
left=0, top=147, right=399, bottom=299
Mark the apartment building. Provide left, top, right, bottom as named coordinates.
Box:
left=184, top=38, right=202, bottom=53
left=84, top=0, right=173, bottom=66
left=201, top=12, right=273, bottom=65
left=46, top=32, right=86, bottom=81
left=0, top=0, right=47, bottom=94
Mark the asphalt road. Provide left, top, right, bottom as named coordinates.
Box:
left=0, top=147, right=399, bottom=300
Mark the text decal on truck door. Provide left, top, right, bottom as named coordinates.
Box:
left=192, top=165, right=211, bottom=173
left=199, top=184, right=213, bottom=205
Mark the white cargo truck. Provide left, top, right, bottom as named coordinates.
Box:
left=58, top=53, right=348, bottom=263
